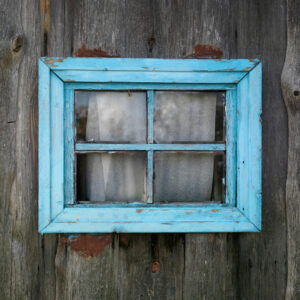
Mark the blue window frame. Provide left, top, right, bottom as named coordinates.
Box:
left=39, top=58, right=262, bottom=233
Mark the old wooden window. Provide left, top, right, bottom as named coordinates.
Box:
left=39, top=58, right=262, bottom=233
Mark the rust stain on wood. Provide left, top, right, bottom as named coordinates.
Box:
left=40, top=0, right=50, bottom=55
left=60, top=234, right=113, bottom=258
left=119, top=234, right=131, bottom=249
left=40, top=0, right=50, bottom=33
left=151, top=261, right=160, bottom=273
left=185, top=44, right=223, bottom=59
left=75, top=44, right=119, bottom=57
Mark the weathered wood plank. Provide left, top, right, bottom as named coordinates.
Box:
left=235, top=0, right=288, bottom=299
left=118, top=233, right=184, bottom=300
left=159, top=1, right=242, bottom=298
left=0, top=0, right=52, bottom=299
left=281, top=0, right=300, bottom=298
left=55, top=234, right=118, bottom=299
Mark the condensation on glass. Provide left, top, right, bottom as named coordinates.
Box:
left=75, top=90, right=226, bottom=203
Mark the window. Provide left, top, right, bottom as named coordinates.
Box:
left=39, top=58, right=261, bottom=233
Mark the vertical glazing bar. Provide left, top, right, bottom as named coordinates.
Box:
left=147, top=150, right=154, bottom=203
left=147, top=90, right=154, bottom=143
left=147, top=90, right=154, bottom=203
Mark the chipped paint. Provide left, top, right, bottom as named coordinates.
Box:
left=185, top=44, right=223, bottom=59
left=44, top=57, right=65, bottom=67
left=136, top=209, right=144, bottom=213
left=60, top=234, right=113, bottom=258
left=211, top=209, right=221, bottom=213
left=75, top=44, right=119, bottom=57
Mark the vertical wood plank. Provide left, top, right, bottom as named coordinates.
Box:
left=281, top=0, right=300, bottom=298
left=0, top=1, right=56, bottom=299
left=55, top=234, right=118, bottom=300
left=235, top=0, right=288, bottom=299
left=118, top=233, right=184, bottom=300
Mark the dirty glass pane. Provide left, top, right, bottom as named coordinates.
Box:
left=77, top=152, right=146, bottom=202
left=154, top=91, right=225, bottom=143
left=154, top=152, right=225, bottom=203
left=75, top=91, right=147, bottom=143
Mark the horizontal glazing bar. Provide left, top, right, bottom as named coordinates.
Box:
left=75, top=143, right=226, bottom=152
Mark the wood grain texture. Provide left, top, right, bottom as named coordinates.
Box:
left=235, top=1, right=288, bottom=299
left=281, top=0, right=300, bottom=298
left=0, top=0, right=292, bottom=299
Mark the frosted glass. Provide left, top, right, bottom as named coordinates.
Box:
left=154, top=91, right=224, bottom=143
left=77, top=152, right=146, bottom=202
left=154, top=152, right=224, bottom=202
left=75, top=91, right=146, bottom=143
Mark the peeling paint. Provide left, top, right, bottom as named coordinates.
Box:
left=75, top=44, right=119, bottom=57
left=185, top=44, right=223, bottom=59
left=44, top=57, right=65, bottom=67
left=60, top=234, right=113, bottom=258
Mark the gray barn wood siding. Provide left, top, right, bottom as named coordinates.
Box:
left=0, top=0, right=298, bottom=299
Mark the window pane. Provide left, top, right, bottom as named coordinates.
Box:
left=75, top=91, right=147, bottom=143
left=77, top=152, right=146, bottom=202
left=154, top=152, right=225, bottom=203
left=154, top=91, right=225, bottom=143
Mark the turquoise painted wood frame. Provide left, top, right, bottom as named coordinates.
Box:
left=38, top=58, right=262, bottom=233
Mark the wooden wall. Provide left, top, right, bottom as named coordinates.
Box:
left=0, top=0, right=299, bottom=299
